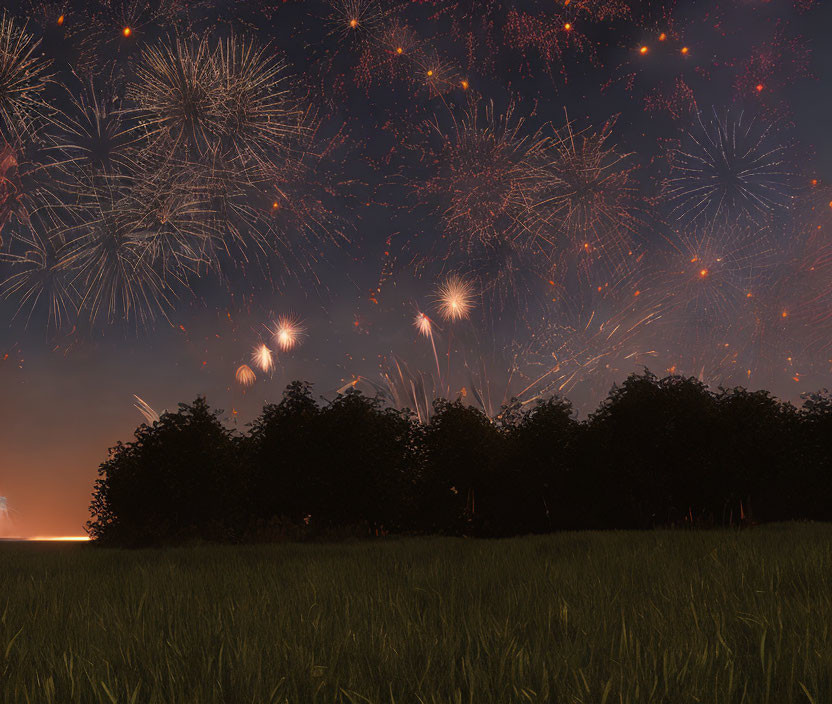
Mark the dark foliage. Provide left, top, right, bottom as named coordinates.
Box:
left=87, top=397, right=240, bottom=547
left=87, top=371, right=832, bottom=545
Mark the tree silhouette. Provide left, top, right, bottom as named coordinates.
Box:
left=798, top=390, right=832, bottom=521
left=86, top=375, right=832, bottom=546
left=306, top=389, right=420, bottom=533
left=584, top=371, right=719, bottom=528
left=87, top=397, right=238, bottom=546
left=420, top=399, right=504, bottom=534
left=712, top=387, right=797, bottom=524
left=501, top=397, right=580, bottom=533
left=244, top=381, right=321, bottom=529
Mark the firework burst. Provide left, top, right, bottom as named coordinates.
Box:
left=63, top=179, right=177, bottom=328
left=235, top=363, right=256, bottom=386
left=436, top=274, right=475, bottom=321
left=0, top=11, right=53, bottom=144
left=519, top=287, right=662, bottom=399
left=252, top=343, right=274, bottom=373
left=420, top=101, right=548, bottom=248
left=411, top=101, right=557, bottom=309
left=272, top=314, right=304, bottom=351
left=129, top=36, right=219, bottom=158
left=0, top=205, right=77, bottom=330
left=326, top=0, right=391, bottom=42
left=0, top=142, right=26, bottom=238
left=212, top=36, right=306, bottom=169
left=658, top=223, right=770, bottom=327
left=414, top=310, right=433, bottom=337
left=663, top=108, right=796, bottom=226
left=45, top=79, right=140, bottom=177
left=537, top=117, right=643, bottom=282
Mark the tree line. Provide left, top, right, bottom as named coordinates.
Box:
left=87, top=371, right=832, bottom=546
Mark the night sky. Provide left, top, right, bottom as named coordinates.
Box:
left=0, top=0, right=830, bottom=537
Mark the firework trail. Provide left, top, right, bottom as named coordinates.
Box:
left=133, top=394, right=161, bottom=424
left=414, top=310, right=443, bottom=385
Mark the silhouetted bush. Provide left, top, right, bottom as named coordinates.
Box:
left=243, top=381, right=321, bottom=529
left=88, top=398, right=240, bottom=546
left=87, top=371, right=832, bottom=545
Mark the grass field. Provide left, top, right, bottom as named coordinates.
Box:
left=1, top=525, right=832, bottom=703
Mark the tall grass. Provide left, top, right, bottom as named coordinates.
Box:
left=1, top=525, right=831, bottom=703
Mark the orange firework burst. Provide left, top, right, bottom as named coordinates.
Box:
left=326, top=0, right=389, bottom=41
left=235, top=364, right=256, bottom=387
left=252, top=343, right=274, bottom=372
left=436, top=275, right=475, bottom=321
left=272, top=315, right=305, bottom=351
left=414, top=49, right=459, bottom=96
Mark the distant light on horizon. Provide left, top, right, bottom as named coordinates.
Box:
left=0, top=536, right=91, bottom=542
